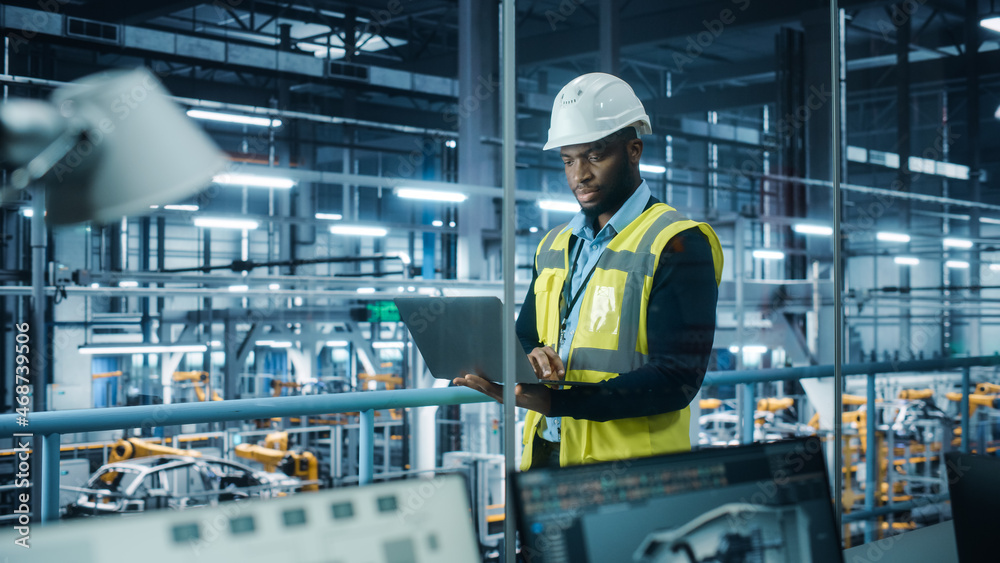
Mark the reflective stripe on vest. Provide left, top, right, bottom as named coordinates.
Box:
left=520, top=203, right=723, bottom=470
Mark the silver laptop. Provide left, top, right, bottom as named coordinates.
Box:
left=395, top=296, right=598, bottom=386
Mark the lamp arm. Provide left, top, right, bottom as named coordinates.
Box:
left=11, top=126, right=86, bottom=189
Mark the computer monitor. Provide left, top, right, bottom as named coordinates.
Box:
left=513, top=437, right=842, bottom=563
left=945, top=451, right=1000, bottom=563
left=6, top=475, right=479, bottom=563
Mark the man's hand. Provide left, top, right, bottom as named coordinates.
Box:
left=452, top=374, right=552, bottom=416
left=527, top=346, right=565, bottom=381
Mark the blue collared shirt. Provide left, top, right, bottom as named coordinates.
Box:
left=541, top=180, right=652, bottom=442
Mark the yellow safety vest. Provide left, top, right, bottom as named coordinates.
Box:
left=521, top=203, right=723, bottom=469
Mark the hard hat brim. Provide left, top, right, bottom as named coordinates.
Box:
left=543, top=119, right=652, bottom=151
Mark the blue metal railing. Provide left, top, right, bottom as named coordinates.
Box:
left=2, top=354, right=998, bottom=526
left=0, top=388, right=492, bottom=521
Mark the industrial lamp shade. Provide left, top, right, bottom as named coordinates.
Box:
left=31, top=68, right=224, bottom=224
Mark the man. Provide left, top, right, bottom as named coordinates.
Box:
left=454, top=73, right=723, bottom=469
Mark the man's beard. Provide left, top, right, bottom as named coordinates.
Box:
left=581, top=151, right=634, bottom=220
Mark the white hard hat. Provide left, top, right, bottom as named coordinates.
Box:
left=543, top=72, right=652, bottom=151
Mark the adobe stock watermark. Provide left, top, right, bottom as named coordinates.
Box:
left=400, top=295, right=457, bottom=335
left=725, top=437, right=824, bottom=531
left=520, top=458, right=633, bottom=561
left=672, top=0, right=751, bottom=73
left=545, top=0, right=590, bottom=30
left=877, top=0, right=929, bottom=40
left=4, top=0, right=72, bottom=54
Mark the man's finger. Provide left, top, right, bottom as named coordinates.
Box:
left=454, top=374, right=503, bottom=403
left=542, top=346, right=566, bottom=375
left=527, top=353, right=547, bottom=377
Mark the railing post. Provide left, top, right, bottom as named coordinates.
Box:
left=741, top=383, right=755, bottom=444
left=41, top=433, right=60, bottom=522
left=961, top=367, right=971, bottom=454
left=359, top=409, right=374, bottom=485
left=864, top=371, right=877, bottom=543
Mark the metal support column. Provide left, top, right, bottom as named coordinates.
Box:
left=960, top=367, right=971, bottom=454
left=741, top=383, right=755, bottom=444
left=896, top=1, right=913, bottom=359
left=864, top=371, right=877, bottom=543
left=359, top=409, right=374, bottom=485
left=831, top=2, right=846, bottom=533
left=964, top=0, right=983, bottom=357
left=456, top=0, right=500, bottom=280
left=224, top=317, right=239, bottom=402
left=29, top=187, right=47, bottom=523
left=501, top=2, right=517, bottom=562
left=735, top=215, right=745, bottom=370
left=41, top=433, right=60, bottom=522
left=598, top=0, right=620, bottom=76
left=30, top=187, right=46, bottom=414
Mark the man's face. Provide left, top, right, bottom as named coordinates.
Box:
left=560, top=134, right=638, bottom=221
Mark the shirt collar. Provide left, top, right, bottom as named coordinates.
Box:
left=567, top=180, right=652, bottom=242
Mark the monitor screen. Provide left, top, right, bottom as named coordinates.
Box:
left=513, top=437, right=841, bottom=563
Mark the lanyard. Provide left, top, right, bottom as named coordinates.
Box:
left=559, top=237, right=600, bottom=335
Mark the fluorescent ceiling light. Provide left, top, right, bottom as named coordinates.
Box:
left=268, top=283, right=281, bottom=290
left=372, top=341, right=405, bottom=349
left=256, top=340, right=292, bottom=348
left=742, top=345, right=768, bottom=354
left=228, top=285, right=249, bottom=292
left=90, top=283, right=100, bottom=288
left=538, top=199, right=581, bottom=213
left=908, top=156, right=933, bottom=174
left=752, top=249, right=785, bottom=260
left=21, top=208, right=33, bottom=217
left=846, top=146, right=868, bottom=163
left=194, top=217, right=259, bottom=230
left=981, top=216, right=1000, bottom=225
left=330, top=225, right=387, bottom=237
left=982, top=16, right=1000, bottom=33
left=213, top=173, right=296, bottom=189
left=728, top=345, right=740, bottom=354
left=529, top=226, right=539, bottom=233
left=943, top=237, right=973, bottom=249
left=326, top=340, right=349, bottom=347
left=118, top=280, right=139, bottom=288
left=432, top=220, right=444, bottom=227
left=79, top=343, right=207, bottom=355
left=357, top=287, right=376, bottom=294
left=187, top=109, right=281, bottom=128
left=946, top=260, right=970, bottom=269
left=639, top=163, right=667, bottom=174
left=163, top=204, right=199, bottom=211
left=792, top=224, right=833, bottom=236
left=877, top=232, right=911, bottom=243
left=396, top=188, right=467, bottom=202
left=315, top=212, right=343, bottom=221
left=894, top=256, right=920, bottom=266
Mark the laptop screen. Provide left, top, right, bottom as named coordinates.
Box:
left=513, top=437, right=841, bottom=563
